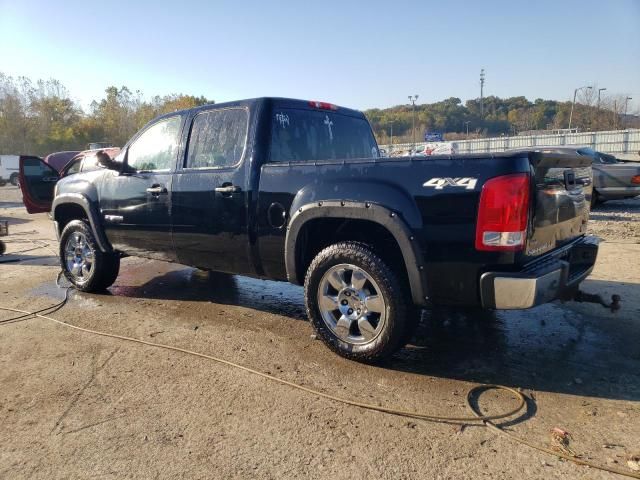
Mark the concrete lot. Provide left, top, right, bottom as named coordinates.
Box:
left=1, top=184, right=639, bottom=479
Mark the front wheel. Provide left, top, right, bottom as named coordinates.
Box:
left=304, top=242, right=413, bottom=362
left=59, top=220, right=120, bottom=292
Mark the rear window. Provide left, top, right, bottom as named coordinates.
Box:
left=270, top=108, right=378, bottom=162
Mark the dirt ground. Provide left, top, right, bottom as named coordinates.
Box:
left=1, top=184, right=639, bottom=479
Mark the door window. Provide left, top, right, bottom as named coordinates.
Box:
left=127, top=116, right=182, bottom=172
left=185, top=108, right=248, bottom=169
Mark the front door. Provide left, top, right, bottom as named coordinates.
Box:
left=99, top=115, right=183, bottom=261
left=18, top=156, right=57, bottom=213
left=171, top=107, right=252, bottom=274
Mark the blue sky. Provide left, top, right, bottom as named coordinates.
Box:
left=1, top=0, right=638, bottom=111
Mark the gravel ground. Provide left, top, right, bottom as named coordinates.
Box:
left=1, top=185, right=639, bottom=479
left=588, top=198, right=640, bottom=243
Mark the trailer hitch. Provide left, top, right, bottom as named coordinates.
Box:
left=571, top=290, right=621, bottom=312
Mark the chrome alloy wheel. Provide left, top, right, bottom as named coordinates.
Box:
left=64, top=231, right=94, bottom=283
left=317, top=263, right=387, bottom=345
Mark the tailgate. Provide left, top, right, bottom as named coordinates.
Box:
left=524, top=151, right=592, bottom=258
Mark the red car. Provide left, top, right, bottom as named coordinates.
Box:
left=19, top=148, right=121, bottom=214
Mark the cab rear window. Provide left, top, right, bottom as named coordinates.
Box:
left=269, top=108, right=378, bottom=162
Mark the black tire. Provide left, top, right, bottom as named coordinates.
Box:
left=9, top=173, right=19, bottom=186
left=590, top=189, right=599, bottom=209
left=0, top=180, right=6, bottom=187
left=304, top=241, right=413, bottom=362
left=59, top=220, right=120, bottom=292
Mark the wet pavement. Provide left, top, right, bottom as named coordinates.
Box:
left=26, top=255, right=640, bottom=404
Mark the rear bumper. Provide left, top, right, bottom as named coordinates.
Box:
left=596, top=186, right=640, bottom=200
left=479, top=236, right=599, bottom=309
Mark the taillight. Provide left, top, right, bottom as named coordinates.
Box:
left=475, top=173, right=530, bottom=251
left=309, top=100, right=338, bottom=111
left=631, top=175, right=640, bottom=185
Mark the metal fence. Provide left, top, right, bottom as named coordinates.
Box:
left=380, top=128, right=640, bottom=158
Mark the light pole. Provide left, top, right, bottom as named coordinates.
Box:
left=408, top=95, right=419, bottom=150
left=464, top=121, right=470, bottom=138
left=568, top=85, right=592, bottom=130
left=597, top=87, right=606, bottom=110
left=623, top=97, right=632, bottom=127
left=388, top=121, right=394, bottom=147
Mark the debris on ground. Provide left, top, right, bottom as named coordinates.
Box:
left=550, top=428, right=578, bottom=457
left=627, top=454, right=640, bottom=472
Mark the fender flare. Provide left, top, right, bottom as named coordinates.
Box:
left=52, top=193, right=112, bottom=253
left=285, top=200, right=429, bottom=306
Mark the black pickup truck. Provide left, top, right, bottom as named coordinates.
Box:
left=19, top=97, right=598, bottom=361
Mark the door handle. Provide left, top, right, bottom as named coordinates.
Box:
left=146, top=185, right=168, bottom=195
left=214, top=185, right=242, bottom=194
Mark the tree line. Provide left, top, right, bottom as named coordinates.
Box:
left=0, top=71, right=636, bottom=155
left=366, top=93, right=638, bottom=145
left=0, top=72, right=212, bottom=156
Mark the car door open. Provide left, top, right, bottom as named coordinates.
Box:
left=18, top=156, right=58, bottom=213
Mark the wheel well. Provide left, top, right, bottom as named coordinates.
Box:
left=295, top=218, right=409, bottom=286
left=54, top=203, right=88, bottom=234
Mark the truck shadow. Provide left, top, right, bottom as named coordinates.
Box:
left=106, top=265, right=640, bottom=402
left=390, top=295, right=640, bottom=402
left=109, top=268, right=308, bottom=321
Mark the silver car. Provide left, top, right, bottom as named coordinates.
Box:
left=577, top=148, right=640, bottom=207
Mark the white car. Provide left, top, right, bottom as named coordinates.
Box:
left=0, top=155, right=20, bottom=186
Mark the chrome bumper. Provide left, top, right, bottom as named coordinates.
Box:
left=479, top=236, right=599, bottom=309
left=597, top=186, right=640, bottom=199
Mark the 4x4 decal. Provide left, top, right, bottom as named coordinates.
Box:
left=423, top=177, right=478, bottom=190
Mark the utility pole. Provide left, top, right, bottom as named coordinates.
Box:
left=388, top=121, right=393, bottom=146
left=479, top=69, right=485, bottom=120
left=597, top=87, right=606, bottom=110
left=464, top=121, right=470, bottom=138
left=408, top=95, right=419, bottom=151
left=624, top=97, right=632, bottom=127
left=613, top=100, right=618, bottom=129
left=596, top=87, right=606, bottom=130
left=569, top=85, right=592, bottom=130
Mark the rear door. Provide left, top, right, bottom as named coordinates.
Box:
left=171, top=106, right=252, bottom=274
left=18, top=156, right=58, bottom=213
left=524, top=151, right=593, bottom=258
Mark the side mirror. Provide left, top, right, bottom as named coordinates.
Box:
left=96, top=150, right=122, bottom=171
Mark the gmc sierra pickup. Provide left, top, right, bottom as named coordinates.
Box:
left=19, top=97, right=599, bottom=361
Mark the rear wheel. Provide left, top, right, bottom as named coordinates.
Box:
left=590, top=189, right=600, bottom=209
left=304, top=242, right=413, bottom=362
left=9, top=173, right=19, bottom=186
left=59, top=220, right=120, bottom=292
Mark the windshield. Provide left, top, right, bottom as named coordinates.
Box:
left=270, top=108, right=378, bottom=162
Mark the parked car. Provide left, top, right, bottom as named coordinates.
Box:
left=43, top=151, right=81, bottom=173
left=19, top=97, right=598, bottom=362
left=512, top=147, right=640, bottom=207
left=61, top=148, right=121, bottom=177
left=0, top=155, right=20, bottom=186
left=576, top=148, right=640, bottom=206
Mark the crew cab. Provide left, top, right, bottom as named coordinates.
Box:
left=19, top=98, right=599, bottom=361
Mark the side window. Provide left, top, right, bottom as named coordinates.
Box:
left=127, top=116, right=182, bottom=172
left=65, top=159, right=82, bottom=175
left=79, top=155, right=99, bottom=172
left=185, top=108, right=248, bottom=169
